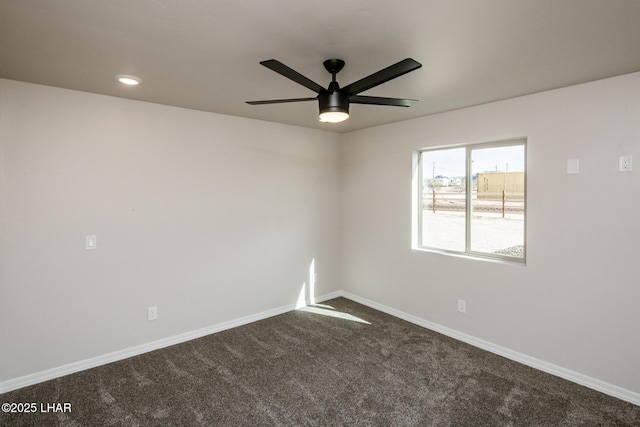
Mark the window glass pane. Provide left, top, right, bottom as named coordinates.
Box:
left=420, top=147, right=466, bottom=252
left=470, top=145, right=525, bottom=258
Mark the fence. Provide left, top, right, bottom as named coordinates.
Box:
left=424, top=190, right=524, bottom=217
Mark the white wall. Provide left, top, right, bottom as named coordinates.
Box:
left=0, top=79, right=342, bottom=382
left=341, top=72, right=640, bottom=395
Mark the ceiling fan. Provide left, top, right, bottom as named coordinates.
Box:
left=246, top=58, right=422, bottom=123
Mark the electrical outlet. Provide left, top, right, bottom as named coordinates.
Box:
left=619, top=155, right=633, bottom=172
left=457, top=299, right=466, bottom=313
left=147, top=306, right=158, bottom=321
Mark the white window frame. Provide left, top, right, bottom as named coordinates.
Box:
left=413, top=138, right=527, bottom=264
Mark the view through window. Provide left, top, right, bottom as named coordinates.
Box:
left=417, top=139, right=526, bottom=262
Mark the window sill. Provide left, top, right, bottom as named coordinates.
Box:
left=412, top=246, right=526, bottom=266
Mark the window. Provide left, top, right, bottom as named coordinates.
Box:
left=415, top=139, right=526, bottom=263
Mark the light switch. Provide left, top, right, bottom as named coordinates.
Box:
left=567, top=159, right=579, bottom=175
left=85, top=235, right=97, bottom=250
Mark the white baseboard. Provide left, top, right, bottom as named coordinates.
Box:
left=313, top=290, right=343, bottom=304
left=3, top=290, right=639, bottom=407
left=339, top=290, right=640, bottom=407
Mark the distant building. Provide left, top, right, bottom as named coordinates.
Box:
left=449, top=177, right=463, bottom=187
left=427, top=175, right=450, bottom=187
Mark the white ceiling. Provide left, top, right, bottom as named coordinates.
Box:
left=2, top=0, right=640, bottom=133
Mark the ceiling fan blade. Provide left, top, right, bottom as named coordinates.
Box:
left=350, top=95, right=418, bottom=107
left=259, top=59, right=325, bottom=94
left=246, top=97, right=317, bottom=105
left=343, top=58, right=422, bottom=95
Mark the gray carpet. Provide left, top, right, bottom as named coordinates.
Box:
left=1, top=297, right=639, bottom=426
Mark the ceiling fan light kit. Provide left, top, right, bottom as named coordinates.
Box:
left=247, top=58, right=422, bottom=124
left=319, top=110, right=349, bottom=123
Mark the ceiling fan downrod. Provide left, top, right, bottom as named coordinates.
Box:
left=320, top=59, right=349, bottom=120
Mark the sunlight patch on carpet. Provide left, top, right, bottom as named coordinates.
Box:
left=296, top=304, right=371, bottom=324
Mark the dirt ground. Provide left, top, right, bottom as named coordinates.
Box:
left=420, top=210, right=524, bottom=256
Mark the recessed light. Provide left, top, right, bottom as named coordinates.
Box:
left=115, top=74, right=142, bottom=86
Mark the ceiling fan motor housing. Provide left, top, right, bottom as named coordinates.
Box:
left=319, top=89, right=349, bottom=114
